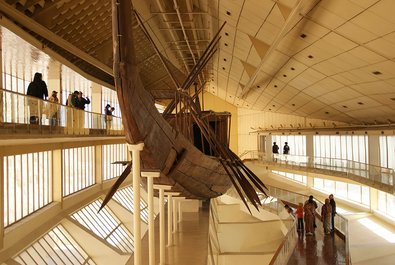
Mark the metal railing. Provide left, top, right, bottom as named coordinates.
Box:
left=266, top=185, right=350, bottom=265
left=0, top=88, right=124, bottom=135
left=241, top=150, right=394, bottom=193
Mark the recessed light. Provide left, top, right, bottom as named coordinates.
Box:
left=325, top=111, right=329, bottom=114
left=372, top=71, right=382, bottom=75
left=226, top=11, right=231, bottom=16
left=222, top=67, right=225, bottom=70
left=272, top=105, right=275, bottom=107
left=291, top=67, right=295, bottom=70
left=211, top=79, right=214, bottom=81
left=224, top=43, right=228, bottom=46
left=223, top=58, right=227, bottom=61
left=257, top=85, right=260, bottom=88
left=342, top=105, right=348, bottom=108
left=269, top=108, right=272, bottom=111
left=292, top=104, right=295, bottom=106
left=357, top=102, right=364, bottom=105
left=283, top=74, right=287, bottom=77
left=390, top=98, right=395, bottom=101
left=225, top=32, right=229, bottom=36
left=300, top=33, right=307, bottom=38
left=308, top=55, right=314, bottom=59
left=274, top=85, right=277, bottom=88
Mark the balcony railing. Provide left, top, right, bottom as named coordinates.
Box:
left=241, top=150, right=395, bottom=193
left=0, top=88, right=124, bottom=135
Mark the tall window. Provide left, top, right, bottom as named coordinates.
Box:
left=102, top=86, right=121, bottom=117
left=379, top=136, right=395, bottom=169
left=61, top=65, right=92, bottom=111
left=3, top=151, right=52, bottom=226
left=62, top=146, right=95, bottom=196
left=313, top=177, right=370, bottom=206
left=102, top=143, right=127, bottom=180
left=377, top=191, right=395, bottom=219
left=1, top=27, right=49, bottom=93
left=112, top=186, right=150, bottom=223
left=314, top=135, right=368, bottom=163
left=14, top=224, right=96, bottom=265
left=272, top=135, right=306, bottom=155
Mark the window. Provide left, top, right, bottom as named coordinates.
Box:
left=379, top=136, right=395, bottom=169
left=272, top=135, right=306, bottom=156
left=102, top=86, right=121, bottom=117
left=3, top=151, right=52, bottom=226
left=62, top=146, right=95, bottom=196
left=61, top=65, right=92, bottom=111
left=271, top=170, right=307, bottom=185
left=112, top=186, right=150, bottom=223
left=71, top=200, right=134, bottom=253
left=102, top=144, right=127, bottom=181
left=14, top=224, right=96, bottom=265
left=377, top=191, right=395, bottom=219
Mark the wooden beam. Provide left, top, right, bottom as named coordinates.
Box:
left=0, top=1, right=113, bottom=75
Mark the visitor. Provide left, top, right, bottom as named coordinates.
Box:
left=321, top=198, right=332, bottom=235
left=296, top=202, right=304, bottom=231
left=304, top=195, right=317, bottom=236
left=283, top=142, right=290, bottom=155
left=329, top=194, right=336, bottom=233
left=26, top=72, right=48, bottom=124
left=48, top=90, right=59, bottom=126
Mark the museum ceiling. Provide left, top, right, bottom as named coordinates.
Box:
left=1, top=0, right=395, bottom=125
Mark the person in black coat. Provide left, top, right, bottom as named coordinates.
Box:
left=76, top=91, right=90, bottom=110
left=329, top=194, right=337, bottom=232
left=26, top=72, right=48, bottom=124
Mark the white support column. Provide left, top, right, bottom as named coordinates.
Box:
left=165, top=192, right=180, bottom=246
left=154, top=184, right=172, bottom=265
left=141, top=171, right=160, bottom=265
left=127, top=143, right=144, bottom=265
left=173, top=197, right=185, bottom=227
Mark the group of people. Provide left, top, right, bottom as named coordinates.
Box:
left=293, top=194, right=336, bottom=236
left=272, top=142, right=290, bottom=155
left=26, top=72, right=116, bottom=128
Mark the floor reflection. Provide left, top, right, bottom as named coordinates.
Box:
left=288, top=219, right=346, bottom=265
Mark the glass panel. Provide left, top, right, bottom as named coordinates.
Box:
left=348, top=184, right=361, bottom=203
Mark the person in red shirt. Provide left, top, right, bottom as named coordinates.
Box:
left=296, top=202, right=304, bottom=231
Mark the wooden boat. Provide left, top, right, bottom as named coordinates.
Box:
left=102, top=0, right=267, bottom=210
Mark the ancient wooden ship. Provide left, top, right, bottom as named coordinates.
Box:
left=102, top=0, right=268, bottom=211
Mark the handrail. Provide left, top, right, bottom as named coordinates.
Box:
left=242, top=150, right=394, bottom=193
left=0, top=88, right=124, bottom=135
left=265, top=185, right=351, bottom=265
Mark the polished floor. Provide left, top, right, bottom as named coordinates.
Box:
left=288, top=219, right=347, bottom=265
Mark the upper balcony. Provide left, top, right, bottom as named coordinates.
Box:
left=0, top=89, right=124, bottom=137
left=242, top=151, right=395, bottom=195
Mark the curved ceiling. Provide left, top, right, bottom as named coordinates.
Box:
left=2, top=0, right=395, bottom=125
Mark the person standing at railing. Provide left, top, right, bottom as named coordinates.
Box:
left=283, top=142, right=290, bottom=155
left=26, top=72, right=48, bottom=124
left=321, top=198, right=332, bottom=235
left=75, top=91, right=90, bottom=134
left=48, top=90, right=59, bottom=126
left=272, top=142, right=279, bottom=162
left=296, top=202, right=304, bottom=232
left=104, top=104, right=115, bottom=131
left=329, top=194, right=337, bottom=233
left=304, top=196, right=317, bottom=236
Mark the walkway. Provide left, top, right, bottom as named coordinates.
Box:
left=246, top=161, right=395, bottom=265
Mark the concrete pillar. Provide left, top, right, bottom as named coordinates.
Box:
left=52, top=149, right=63, bottom=202
left=368, top=135, right=380, bottom=166
left=127, top=143, right=144, bottom=265
left=173, top=197, right=185, bottom=226
left=141, top=171, right=160, bottom=265
left=95, top=145, right=103, bottom=186
left=153, top=184, right=172, bottom=265
left=91, top=83, right=102, bottom=114
left=47, top=60, right=61, bottom=98
left=265, top=134, right=272, bottom=158
left=165, top=192, right=180, bottom=246
left=306, top=135, right=314, bottom=158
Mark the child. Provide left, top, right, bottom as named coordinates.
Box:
left=296, top=202, right=304, bottom=231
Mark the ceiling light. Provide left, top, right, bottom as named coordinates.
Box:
left=272, top=104, right=275, bottom=107
left=357, top=102, right=364, bottom=105
left=226, top=11, right=231, bottom=15
left=300, top=33, right=307, bottom=38
left=274, top=85, right=277, bottom=88
left=222, top=67, right=225, bottom=70
left=269, top=108, right=272, bottom=111
left=308, top=55, right=314, bottom=59
left=257, top=85, right=260, bottom=88
left=283, top=74, right=287, bottom=77
left=325, top=111, right=329, bottom=114
left=223, top=58, right=227, bottom=61
left=291, top=67, right=295, bottom=70
left=225, top=32, right=229, bottom=36
left=372, top=71, right=382, bottom=75
left=224, top=43, right=228, bottom=46
left=292, top=104, right=295, bottom=106
left=390, top=98, right=395, bottom=101
left=342, top=105, right=348, bottom=108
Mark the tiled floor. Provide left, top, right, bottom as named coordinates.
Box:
left=288, top=219, right=347, bottom=265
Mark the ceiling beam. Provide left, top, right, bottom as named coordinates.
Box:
left=0, top=1, right=113, bottom=75
left=239, top=0, right=321, bottom=99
